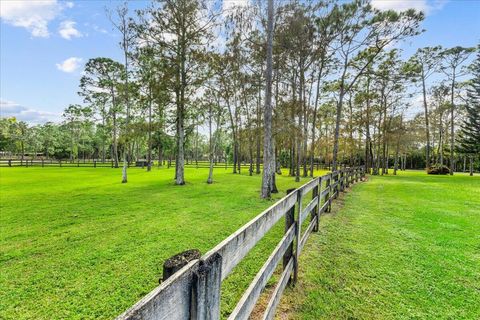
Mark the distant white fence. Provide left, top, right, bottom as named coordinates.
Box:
left=117, top=166, right=366, bottom=320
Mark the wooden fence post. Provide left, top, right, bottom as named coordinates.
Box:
left=326, top=175, right=332, bottom=213
left=339, top=170, right=344, bottom=192
left=94, top=160, right=97, bottom=168
left=111, top=160, right=114, bottom=168
left=312, top=177, right=320, bottom=232
left=59, top=160, right=62, bottom=167
left=192, top=253, right=222, bottom=320
left=8, top=159, right=11, bottom=167
left=42, top=159, right=44, bottom=167
left=293, top=188, right=303, bottom=284
left=334, top=172, right=339, bottom=199
left=284, top=188, right=296, bottom=274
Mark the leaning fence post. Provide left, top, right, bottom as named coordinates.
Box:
left=192, top=253, right=222, bottom=320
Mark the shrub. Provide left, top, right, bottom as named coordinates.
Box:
left=427, top=165, right=450, bottom=175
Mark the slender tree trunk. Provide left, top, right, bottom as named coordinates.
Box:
left=207, top=104, right=214, bottom=184
left=365, top=78, right=372, bottom=174
left=332, top=74, right=346, bottom=171
left=261, top=0, right=274, bottom=199
left=147, top=87, right=152, bottom=172
left=256, top=78, right=262, bottom=174
left=422, top=73, right=431, bottom=169
left=449, top=71, right=456, bottom=175
left=112, top=111, right=119, bottom=168
left=469, top=156, right=473, bottom=176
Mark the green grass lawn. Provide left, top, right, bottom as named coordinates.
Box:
left=0, top=166, right=320, bottom=320
left=279, top=171, right=480, bottom=320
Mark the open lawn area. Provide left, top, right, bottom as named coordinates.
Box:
left=0, top=166, right=317, bottom=320
left=279, top=171, right=480, bottom=319
left=1, top=169, right=479, bottom=319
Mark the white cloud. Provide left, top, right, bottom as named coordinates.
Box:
left=59, top=20, right=82, bottom=40
left=56, top=57, right=83, bottom=73
left=93, top=25, right=108, bottom=34
left=223, top=0, right=249, bottom=12
left=0, top=99, right=61, bottom=124
left=0, top=0, right=71, bottom=37
left=370, top=0, right=448, bottom=15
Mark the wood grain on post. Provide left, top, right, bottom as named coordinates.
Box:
left=192, top=253, right=222, bottom=320
left=284, top=188, right=295, bottom=271
left=162, top=249, right=201, bottom=282
left=294, top=188, right=303, bottom=284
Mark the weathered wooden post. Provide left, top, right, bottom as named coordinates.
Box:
left=294, top=188, right=303, bottom=284
left=312, top=178, right=320, bottom=232
left=42, top=159, right=44, bottom=167
left=192, top=253, right=222, bottom=320
left=340, top=169, right=344, bottom=192
left=333, top=172, right=339, bottom=200
left=162, top=249, right=201, bottom=282
left=8, top=159, right=11, bottom=167
left=94, top=160, right=97, bottom=168
left=326, top=174, right=332, bottom=213
left=284, top=188, right=296, bottom=272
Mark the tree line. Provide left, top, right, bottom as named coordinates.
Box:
left=1, top=0, right=479, bottom=196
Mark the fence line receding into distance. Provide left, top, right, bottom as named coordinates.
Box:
left=116, top=166, right=366, bottom=320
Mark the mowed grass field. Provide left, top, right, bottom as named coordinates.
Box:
left=279, top=171, right=480, bottom=319
left=0, top=166, right=319, bottom=319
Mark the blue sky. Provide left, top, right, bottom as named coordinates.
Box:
left=0, top=0, right=479, bottom=124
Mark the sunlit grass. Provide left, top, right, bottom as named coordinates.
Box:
left=0, top=166, right=324, bottom=319
left=279, top=171, right=480, bottom=319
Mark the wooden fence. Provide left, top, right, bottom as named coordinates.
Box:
left=116, top=166, right=366, bottom=320
left=0, top=159, right=258, bottom=169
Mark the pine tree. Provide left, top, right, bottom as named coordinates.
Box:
left=457, top=45, right=480, bottom=175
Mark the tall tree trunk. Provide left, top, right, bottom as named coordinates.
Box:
left=469, top=156, right=473, bottom=176
left=422, top=73, right=431, bottom=169
left=365, top=78, right=372, bottom=174
left=112, top=111, right=119, bottom=168
left=147, top=87, right=152, bottom=172
left=332, top=67, right=347, bottom=171
left=207, top=104, right=214, bottom=184
left=261, top=0, right=274, bottom=199
left=449, top=71, right=456, bottom=175
left=256, top=77, right=262, bottom=174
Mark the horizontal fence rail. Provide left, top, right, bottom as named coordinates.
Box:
left=0, top=159, right=260, bottom=169
left=116, top=166, right=366, bottom=320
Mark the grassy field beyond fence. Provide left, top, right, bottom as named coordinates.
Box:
left=0, top=166, right=318, bottom=319
left=1, top=168, right=478, bottom=319
left=279, top=171, right=480, bottom=319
